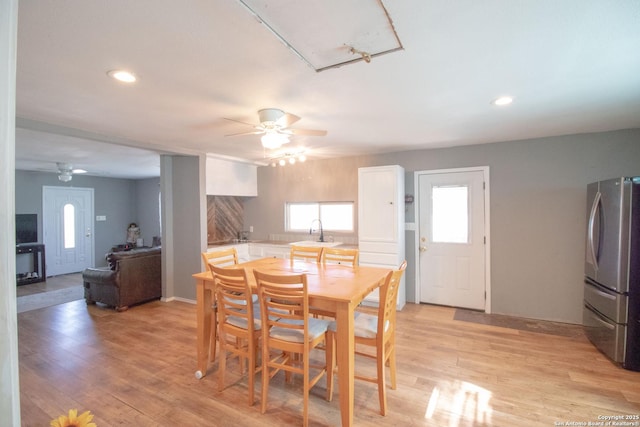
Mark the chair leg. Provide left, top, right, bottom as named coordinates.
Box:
left=377, top=342, right=387, bottom=416
left=237, top=337, right=245, bottom=375
left=261, top=345, right=269, bottom=414
left=285, top=351, right=293, bottom=383
left=247, top=338, right=255, bottom=406
left=218, top=332, right=227, bottom=393
left=389, top=338, right=397, bottom=390
left=209, top=311, right=217, bottom=363
left=303, top=348, right=309, bottom=427
left=326, top=331, right=335, bottom=401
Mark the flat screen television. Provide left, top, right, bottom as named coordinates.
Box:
left=16, top=214, right=38, bottom=245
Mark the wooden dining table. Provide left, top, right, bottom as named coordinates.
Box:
left=192, top=256, right=391, bottom=427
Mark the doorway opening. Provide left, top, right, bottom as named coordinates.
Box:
left=42, top=186, right=95, bottom=277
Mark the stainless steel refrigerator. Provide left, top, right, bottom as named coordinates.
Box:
left=583, top=177, right=640, bottom=371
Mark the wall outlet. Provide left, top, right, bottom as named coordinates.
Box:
left=96, top=215, right=106, bottom=221
left=249, top=226, right=253, bottom=232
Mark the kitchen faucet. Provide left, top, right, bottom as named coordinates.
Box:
left=309, top=219, right=324, bottom=242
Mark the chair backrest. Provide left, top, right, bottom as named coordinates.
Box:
left=290, top=245, right=323, bottom=263
left=254, top=270, right=309, bottom=344
left=210, top=265, right=255, bottom=327
left=202, top=248, right=238, bottom=270
left=377, top=260, right=407, bottom=336
left=322, top=247, right=359, bottom=266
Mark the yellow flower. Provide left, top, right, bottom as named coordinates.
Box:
left=50, top=409, right=97, bottom=427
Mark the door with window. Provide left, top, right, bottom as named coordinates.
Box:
left=418, top=169, right=487, bottom=310
left=43, top=186, right=94, bottom=276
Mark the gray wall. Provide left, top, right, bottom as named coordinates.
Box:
left=160, top=154, right=206, bottom=301
left=244, top=156, right=365, bottom=242
left=244, top=128, right=640, bottom=324
left=15, top=170, right=154, bottom=267
left=135, top=177, right=161, bottom=245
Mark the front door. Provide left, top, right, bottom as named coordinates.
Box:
left=43, top=186, right=94, bottom=276
left=418, top=168, right=487, bottom=310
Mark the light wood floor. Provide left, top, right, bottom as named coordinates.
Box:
left=18, top=299, right=640, bottom=426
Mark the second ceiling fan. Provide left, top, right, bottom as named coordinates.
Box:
left=225, top=108, right=327, bottom=149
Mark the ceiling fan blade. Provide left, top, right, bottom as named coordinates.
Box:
left=225, top=130, right=264, bottom=137
left=276, top=113, right=301, bottom=128
left=283, top=128, right=327, bottom=136
left=223, top=117, right=260, bottom=128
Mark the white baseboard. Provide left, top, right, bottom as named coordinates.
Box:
left=162, top=296, right=195, bottom=304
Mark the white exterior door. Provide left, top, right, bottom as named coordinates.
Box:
left=418, top=169, right=487, bottom=310
left=43, top=186, right=94, bottom=276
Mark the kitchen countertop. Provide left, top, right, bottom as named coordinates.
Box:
left=207, top=239, right=253, bottom=246
left=207, top=240, right=357, bottom=249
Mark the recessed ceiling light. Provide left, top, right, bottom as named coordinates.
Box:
left=492, top=96, right=514, bottom=106
left=107, top=70, right=137, bottom=83
left=72, top=168, right=87, bottom=174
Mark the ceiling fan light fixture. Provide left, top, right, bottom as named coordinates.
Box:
left=58, top=171, right=72, bottom=182
left=268, top=148, right=307, bottom=167
left=258, top=108, right=285, bottom=124
left=56, top=162, right=86, bottom=182
left=261, top=132, right=289, bottom=149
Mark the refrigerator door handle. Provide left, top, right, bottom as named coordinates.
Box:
left=585, top=303, right=616, bottom=331
left=589, top=283, right=617, bottom=301
left=587, top=191, right=601, bottom=271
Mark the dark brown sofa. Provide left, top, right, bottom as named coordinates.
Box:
left=82, top=247, right=161, bottom=311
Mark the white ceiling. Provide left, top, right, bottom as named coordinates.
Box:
left=14, top=0, right=640, bottom=179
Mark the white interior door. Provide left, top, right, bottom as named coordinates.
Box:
left=418, top=169, right=487, bottom=310
left=43, top=186, right=94, bottom=276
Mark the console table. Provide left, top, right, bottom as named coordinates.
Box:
left=16, top=243, right=46, bottom=286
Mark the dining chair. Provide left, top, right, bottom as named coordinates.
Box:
left=201, top=247, right=238, bottom=269
left=326, top=260, right=407, bottom=416
left=290, top=245, right=323, bottom=263
left=210, top=265, right=261, bottom=406
left=253, top=269, right=333, bottom=427
left=201, top=248, right=240, bottom=365
left=321, top=247, right=359, bottom=266
left=312, top=247, right=359, bottom=319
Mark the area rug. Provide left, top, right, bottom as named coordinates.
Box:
left=17, top=286, right=84, bottom=313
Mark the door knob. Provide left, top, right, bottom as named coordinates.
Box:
left=419, top=246, right=427, bottom=252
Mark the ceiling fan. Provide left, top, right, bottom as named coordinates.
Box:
left=225, top=108, right=327, bottom=149
left=56, top=162, right=87, bottom=182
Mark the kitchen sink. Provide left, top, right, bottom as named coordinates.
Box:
left=290, top=240, right=342, bottom=248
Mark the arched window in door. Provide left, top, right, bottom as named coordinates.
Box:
left=63, top=203, right=76, bottom=249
